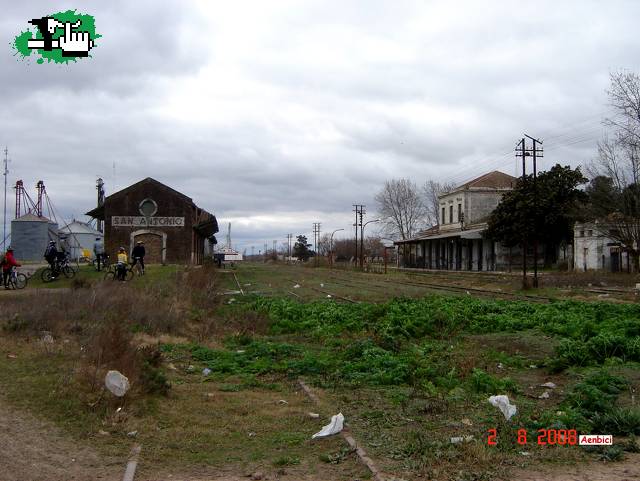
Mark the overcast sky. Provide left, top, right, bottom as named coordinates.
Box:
left=1, top=1, right=639, bottom=252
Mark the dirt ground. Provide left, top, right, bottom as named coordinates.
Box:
left=4, top=386, right=639, bottom=481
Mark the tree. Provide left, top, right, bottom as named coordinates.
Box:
left=293, top=235, right=313, bottom=262
left=584, top=176, right=621, bottom=219
left=485, top=164, right=587, bottom=266
left=374, top=178, right=426, bottom=240
left=587, top=135, right=639, bottom=190
left=422, top=180, right=455, bottom=227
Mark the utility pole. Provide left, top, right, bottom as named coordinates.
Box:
left=353, top=204, right=364, bottom=269
left=286, top=233, right=293, bottom=263
left=312, top=222, right=321, bottom=267
left=2, top=147, right=9, bottom=251
left=251, top=246, right=254, bottom=259
left=524, top=134, right=543, bottom=288
left=515, top=138, right=528, bottom=289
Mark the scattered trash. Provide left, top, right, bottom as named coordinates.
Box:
left=244, top=283, right=252, bottom=287
left=308, top=412, right=320, bottom=419
left=202, top=368, right=212, bottom=376
left=293, top=284, right=300, bottom=289
left=465, top=290, right=470, bottom=295
left=450, top=435, right=474, bottom=444
left=127, top=430, right=138, bottom=438
left=6, top=353, right=17, bottom=359
left=461, top=418, right=473, bottom=426
left=228, top=298, right=236, bottom=304
left=497, top=363, right=504, bottom=370
left=248, top=432, right=256, bottom=438
left=556, top=410, right=565, bottom=416
left=488, top=395, right=517, bottom=421
left=312, top=412, right=344, bottom=439
left=278, top=399, right=288, bottom=405
left=538, top=391, right=550, bottom=399
left=105, top=370, right=130, bottom=397
left=42, top=334, right=54, bottom=344
left=540, top=382, right=557, bottom=389
left=116, top=407, right=123, bottom=413
left=167, top=363, right=177, bottom=371
left=326, top=294, right=332, bottom=298
left=204, top=392, right=215, bottom=400
left=98, top=430, right=110, bottom=436
left=187, top=365, right=195, bottom=373
left=529, top=364, right=538, bottom=369
left=520, top=451, right=531, bottom=456
left=320, top=283, right=324, bottom=287
left=236, top=350, right=246, bottom=354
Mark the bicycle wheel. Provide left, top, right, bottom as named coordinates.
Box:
left=13, top=273, right=27, bottom=289
left=41, top=268, right=55, bottom=283
left=104, top=269, right=116, bottom=281
left=124, top=268, right=134, bottom=281
left=63, top=265, right=76, bottom=279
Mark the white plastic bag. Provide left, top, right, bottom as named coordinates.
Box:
left=488, top=395, right=517, bottom=421
left=105, top=370, right=130, bottom=397
left=312, top=412, right=344, bottom=439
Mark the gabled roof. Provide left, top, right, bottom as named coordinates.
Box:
left=107, top=177, right=193, bottom=203
left=451, top=170, right=517, bottom=192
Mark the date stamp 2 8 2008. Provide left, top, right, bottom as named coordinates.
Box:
left=487, top=428, right=612, bottom=446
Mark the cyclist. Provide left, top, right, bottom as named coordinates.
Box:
left=2, top=247, right=21, bottom=289
left=131, top=241, right=145, bottom=275
left=44, top=241, right=58, bottom=278
left=93, top=237, right=105, bottom=271
left=116, top=246, right=128, bottom=281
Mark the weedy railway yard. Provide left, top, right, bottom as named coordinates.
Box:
left=0, top=262, right=639, bottom=481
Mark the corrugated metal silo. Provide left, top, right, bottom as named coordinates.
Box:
left=11, top=213, right=59, bottom=261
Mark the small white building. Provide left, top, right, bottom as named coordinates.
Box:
left=59, top=220, right=103, bottom=262
left=573, top=222, right=634, bottom=272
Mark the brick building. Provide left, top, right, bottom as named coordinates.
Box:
left=86, top=178, right=218, bottom=265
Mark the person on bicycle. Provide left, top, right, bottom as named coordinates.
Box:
left=131, top=241, right=145, bottom=275
left=2, top=247, right=21, bottom=289
left=93, top=237, right=105, bottom=271
left=116, top=247, right=128, bottom=281
left=44, top=241, right=58, bottom=278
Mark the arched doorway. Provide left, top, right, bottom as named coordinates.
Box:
left=130, top=229, right=167, bottom=264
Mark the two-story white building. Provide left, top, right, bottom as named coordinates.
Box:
left=395, top=170, right=520, bottom=271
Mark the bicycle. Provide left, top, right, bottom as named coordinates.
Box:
left=104, top=263, right=134, bottom=282
left=5, top=267, right=27, bottom=290
left=131, top=257, right=144, bottom=276
left=41, top=254, right=77, bottom=283
left=92, top=254, right=110, bottom=271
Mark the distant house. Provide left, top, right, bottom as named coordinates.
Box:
left=395, top=171, right=519, bottom=271
left=574, top=222, right=635, bottom=272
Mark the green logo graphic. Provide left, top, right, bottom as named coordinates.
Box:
left=12, top=10, right=100, bottom=64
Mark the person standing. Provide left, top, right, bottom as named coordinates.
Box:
left=93, top=237, right=105, bottom=271
left=131, top=241, right=146, bottom=275
left=2, top=247, right=21, bottom=289
left=116, top=247, right=128, bottom=281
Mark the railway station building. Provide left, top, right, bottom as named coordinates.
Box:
left=86, top=177, right=218, bottom=265
left=395, top=171, right=521, bottom=271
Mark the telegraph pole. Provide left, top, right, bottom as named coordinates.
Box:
left=353, top=204, right=364, bottom=269
left=2, top=147, right=9, bottom=251
left=524, top=134, right=543, bottom=288
left=515, top=138, right=528, bottom=289
left=286, top=233, right=293, bottom=262
left=359, top=207, right=365, bottom=269
left=312, top=223, right=321, bottom=267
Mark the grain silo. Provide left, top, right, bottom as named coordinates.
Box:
left=11, top=213, right=59, bottom=261
left=59, top=220, right=103, bottom=261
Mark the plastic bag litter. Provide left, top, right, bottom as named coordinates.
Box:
left=105, top=370, right=130, bottom=397
left=202, top=368, right=212, bottom=376
left=540, top=382, right=557, bottom=389
left=488, top=395, right=517, bottom=421
left=312, top=412, right=344, bottom=439
left=293, top=284, right=300, bottom=288
left=538, top=391, right=550, bottom=399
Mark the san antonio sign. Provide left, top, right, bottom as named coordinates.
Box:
left=112, top=216, right=185, bottom=227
